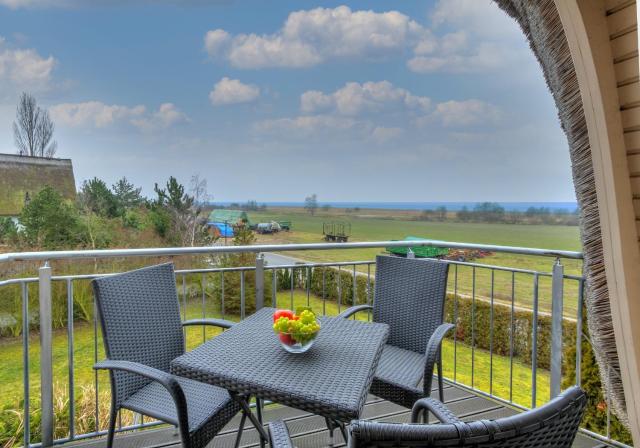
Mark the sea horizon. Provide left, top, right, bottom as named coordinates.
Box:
left=211, top=201, right=579, bottom=212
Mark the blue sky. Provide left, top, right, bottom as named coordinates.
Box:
left=0, top=0, right=575, bottom=203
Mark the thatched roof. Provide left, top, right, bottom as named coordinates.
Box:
left=0, top=153, right=76, bottom=216
left=493, top=0, right=626, bottom=425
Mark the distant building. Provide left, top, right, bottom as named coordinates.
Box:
left=0, top=153, right=76, bottom=217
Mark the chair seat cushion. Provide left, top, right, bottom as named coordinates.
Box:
left=122, top=375, right=237, bottom=432
left=375, top=344, right=425, bottom=388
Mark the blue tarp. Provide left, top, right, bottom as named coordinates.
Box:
left=208, top=222, right=234, bottom=237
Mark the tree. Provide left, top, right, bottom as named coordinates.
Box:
left=20, top=186, right=84, bottom=249
left=79, top=178, right=118, bottom=218
left=419, top=209, right=435, bottom=221
left=151, top=176, right=210, bottom=246
left=155, top=176, right=193, bottom=213
left=13, top=92, right=57, bottom=158
left=457, top=206, right=471, bottom=222
left=112, top=177, right=142, bottom=212
left=473, top=202, right=505, bottom=223
left=304, top=194, right=318, bottom=216
left=435, top=205, right=447, bottom=221
left=187, top=174, right=210, bottom=246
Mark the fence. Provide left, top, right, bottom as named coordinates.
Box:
left=0, top=239, right=628, bottom=447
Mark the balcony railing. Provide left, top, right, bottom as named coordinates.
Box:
left=0, top=240, right=628, bottom=448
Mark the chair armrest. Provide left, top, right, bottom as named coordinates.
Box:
left=411, top=397, right=461, bottom=424
left=268, top=421, right=294, bottom=448
left=423, top=323, right=455, bottom=394
left=94, top=359, right=176, bottom=386
left=94, top=359, right=188, bottom=430
left=337, top=304, right=373, bottom=319
left=182, top=318, right=236, bottom=329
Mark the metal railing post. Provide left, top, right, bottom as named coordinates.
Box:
left=550, top=258, right=564, bottom=398
left=39, top=262, right=54, bottom=447
left=255, top=253, right=264, bottom=310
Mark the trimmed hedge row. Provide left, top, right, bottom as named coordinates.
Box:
left=444, top=294, right=576, bottom=371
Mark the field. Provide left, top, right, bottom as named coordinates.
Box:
left=249, top=208, right=583, bottom=315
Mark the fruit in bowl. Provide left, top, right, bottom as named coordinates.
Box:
left=273, top=308, right=321, bottom=353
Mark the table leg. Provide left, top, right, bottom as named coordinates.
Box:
left=234, top=394, right=268, bottom=448
left=256, top=397, right=263, bottom=424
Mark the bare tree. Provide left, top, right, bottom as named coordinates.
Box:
left=13, top=92, right=57, bottom=158
left=187, top=174, right=210, bottom=246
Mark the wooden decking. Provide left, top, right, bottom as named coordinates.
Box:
left=71, top=382, right=608, bottom=448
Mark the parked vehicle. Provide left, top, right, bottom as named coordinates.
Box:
left=257, top=222, right=282, bottom=234
left=323, top=221, right=351, bottom=242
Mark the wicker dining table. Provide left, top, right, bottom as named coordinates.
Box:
left=171, top=307, right=389, bottom=447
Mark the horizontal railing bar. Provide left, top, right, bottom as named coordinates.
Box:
left=264, top=260, right=375, bottom=269
left=0, top=239, right=583, bottom=263
left=0, top=261, right=586, bottom=287
left=29, top=420, right=165, bottom=448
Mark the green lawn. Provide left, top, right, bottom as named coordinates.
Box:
left=0, top=289, right=548, bottom=443
left=250, top=210, right=583, bottom=316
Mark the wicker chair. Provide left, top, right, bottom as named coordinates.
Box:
left=268, top=386, right=587, bottom=448
left=338, top=255, right=452, bottom=407
left=92, top=263, right=242, bottom=448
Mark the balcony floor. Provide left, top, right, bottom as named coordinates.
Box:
left=70, top=382, right=607, bottom=448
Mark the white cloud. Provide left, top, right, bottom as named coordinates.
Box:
left=50, top=101, right=188, bottom=130
left=371, top=126, right=403, bottom=143
left=407, top=0, right=528, bottom=74
left=204, top=29, right=231, bottom=55
left=50, top=101, right=145, bottom=128
left=300, top=81, right=430, bottom=116
left=255, top=114, right=364, bottom=135
left=210, top=77, right=260, bottom=105
left=431, top=0, right=521, bottom=40
left=131, top=103, right=189, bottom=131
left=0, top=37, right=56, bottom=91
left=422, top=99, right=502, bottom=127
left=204, top=6, right=431, bottom=69
left=0, top=0, right=48, bottom=8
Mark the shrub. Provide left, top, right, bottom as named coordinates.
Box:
left=20, top=186, right=86, bottom=250
left=0, top=218, right=18, bottom=245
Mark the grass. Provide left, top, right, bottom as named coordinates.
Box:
left=0, top=288, right=548, bottom=442
left=249, top=209, right=583, bottom=315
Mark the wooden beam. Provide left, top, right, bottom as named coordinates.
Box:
left=555, top=0, right=640, bottom=443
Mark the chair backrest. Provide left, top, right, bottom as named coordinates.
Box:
left=373, top=255, right=449, bottom=353
left=349, top=386, right=587, bottom=448
left=92, top=263, right=184, bottom=406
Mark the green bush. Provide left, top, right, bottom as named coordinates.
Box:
left=0, top=217, right=18, bottom=245
left=20, top=186, right=86, bottom=250
left=444, top=294, right=576, bottom=371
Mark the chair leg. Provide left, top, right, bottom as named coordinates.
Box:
left=234, top=412, right=247, bottom=448
left=325, top=417, right=335, bottom=446
left=106, top=406, right=117, bottom=448
left=437, top=353, right=445, bottom=403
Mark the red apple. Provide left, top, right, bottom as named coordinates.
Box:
left=279, top=333, right=295, bottom=345
left=273, top=309, right=294, bottom=322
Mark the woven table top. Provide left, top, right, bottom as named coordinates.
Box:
left=171, top=308, right=389, bottom=422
